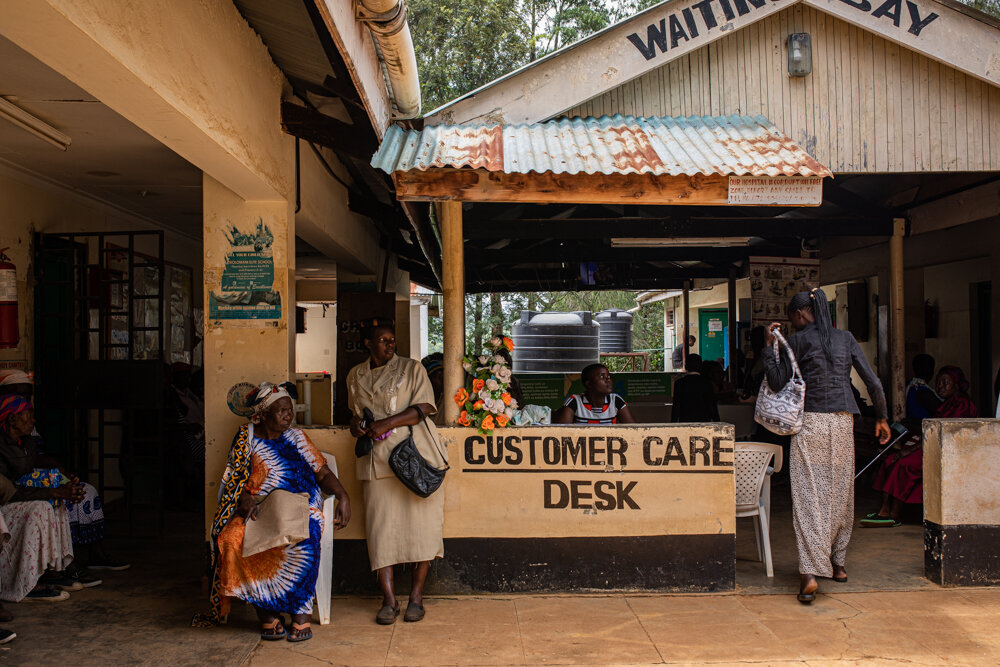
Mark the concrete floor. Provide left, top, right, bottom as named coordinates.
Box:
left=250, top=589, right=1000, bottom=665
left=0, top=485, right=970, bottom=666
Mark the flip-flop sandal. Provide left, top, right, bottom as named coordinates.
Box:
left=260, top=616, right=286, bottom=641
left=287, top=622, right=312, bottom=643
left=861, top=517, right=900, bottom=527
left=863, top=512, right=882, bottom=520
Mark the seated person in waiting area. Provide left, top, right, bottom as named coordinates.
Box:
left=553, top=364, right=635, bottom=425
left=670, top=354, right=720, bottom=423
left=862, top=365, right=977, bottom=528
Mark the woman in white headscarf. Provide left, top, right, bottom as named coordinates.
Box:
left=196, top=381, right=351, bottom=643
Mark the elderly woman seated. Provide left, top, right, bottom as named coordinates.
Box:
left=195, top=381, right=351, bottom=643
left=0, top=370, right=126, bottom=575
left=862, top=366, right=977, bottom=527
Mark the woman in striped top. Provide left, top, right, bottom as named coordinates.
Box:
left=553, top=364, right=636, bottom=425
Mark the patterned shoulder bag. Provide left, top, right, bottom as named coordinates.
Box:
left=754, top=329, right=805, bottom=436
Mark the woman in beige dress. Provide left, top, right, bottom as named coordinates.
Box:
left=348, top=318, right=447, bottom=625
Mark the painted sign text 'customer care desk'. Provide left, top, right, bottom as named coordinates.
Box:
left=305, top=424, right=736, bottom=593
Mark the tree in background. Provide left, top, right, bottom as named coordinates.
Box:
left=410, top=0, right=661, bottom=112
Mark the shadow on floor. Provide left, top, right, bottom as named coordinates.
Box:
left=736, top=480, right=932, bottom=594
left=0, top=511, right=258, bottom=666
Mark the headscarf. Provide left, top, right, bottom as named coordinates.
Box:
left=245, top=381, right=296, bottom=424
left=0, top=395, right=31, bottom=432
left=0, top=370, right=32, bottom=386
left=938, top=366, right=970, bottom=395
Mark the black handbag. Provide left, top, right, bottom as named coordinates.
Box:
left=354, top=407, right=376, bottom=458
left=388, top=408, right=449, bottom=498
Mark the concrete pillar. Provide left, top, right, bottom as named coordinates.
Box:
left=682, top=285, right=690, bottom=371
left=889, top=219, right=906, bottom=421
left=202, top=175, right=294, bottom=531
left=727, top=271, right=737, bottom=383
left=924, top=419, right=1000, bottom=585
left=441, top=202, right=465, bottom=423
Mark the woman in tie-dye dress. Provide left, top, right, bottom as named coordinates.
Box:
left=201, top=382, right=351, bottom=643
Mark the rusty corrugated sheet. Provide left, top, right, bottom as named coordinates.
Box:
left=371, top=114, right=832, bottom=178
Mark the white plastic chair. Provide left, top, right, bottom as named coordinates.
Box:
left=314, top=452, right=338, bottom=625
left=734, top=442, right=783, bottom=577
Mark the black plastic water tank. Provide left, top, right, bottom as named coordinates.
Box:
left=595, top=308, right=634, bottom=353
left=511, top=310, right=600, bottom=374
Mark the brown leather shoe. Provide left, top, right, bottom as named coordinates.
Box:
left=404, top=603, right=425, bottom=622
left=376, top=602, right=400, bottom=625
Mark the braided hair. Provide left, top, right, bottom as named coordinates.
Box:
left=787, top=288, right=834, bottom=363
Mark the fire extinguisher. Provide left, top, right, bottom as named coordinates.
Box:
left=0, top=248, right=18, bottom=350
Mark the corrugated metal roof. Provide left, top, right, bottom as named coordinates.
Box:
left=372, top=115, right=832, bottom=178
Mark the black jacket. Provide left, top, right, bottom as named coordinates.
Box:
left=671, top=372, right=720, bottom=423
left=763, top=323, right=887, bottom=419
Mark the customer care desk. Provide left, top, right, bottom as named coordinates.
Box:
left=304, top=423, right=736, bottom=593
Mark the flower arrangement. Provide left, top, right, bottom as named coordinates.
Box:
left=453, top=336, right=518, bottom=434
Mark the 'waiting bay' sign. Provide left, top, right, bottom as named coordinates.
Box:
left=626, top=0, right=940, bottom=62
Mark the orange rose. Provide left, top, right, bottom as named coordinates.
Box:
left=454, top=387, right=469, bottom=405
left=481, top=415, right=495, bottom=431
left=472, top=378, right=485, bottom=392
left=473, top=400, right=484, bottom=410
left=458, top=410, right=471, bottom=426
left=503, top=336, right=514, bottom=351
left=501, top=392, right=512, bottom=406
left=496, top=413, right=509, bottom=428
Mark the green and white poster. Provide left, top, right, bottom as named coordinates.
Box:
left=209, top=219, right=282, bottom=320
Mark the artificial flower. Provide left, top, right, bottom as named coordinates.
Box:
left=502, top=337, right=514, bottom=351
left=496, top=414, right=509, bottom=427
left=501, top=392, right=512, bottom=406
left=509, top=399, right=518, bottom=410
left=505, top=407, right=514, bottom=418
left=494, top=355, right=506, bottom=364
left=472, top=378, right=485, bottom=392
left=486, top=378, right=500, bottom=391
left=478, top=355, right=490, bottom=365
left=462, top=361, right=473, bottom=373
left=454, top=387, right=469, bottom=405
left=481, top=415, right=495, bottom=431
left=474, top=400, right=484, bottom=410
left=458, top=410, right=471, bottom=426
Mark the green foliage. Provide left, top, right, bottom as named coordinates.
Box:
left=960, top=0, right=1000, bottom=18
left=410, top=0, right=663, bottom=112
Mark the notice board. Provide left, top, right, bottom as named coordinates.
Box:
left=748, top=256, right=821, bottom=333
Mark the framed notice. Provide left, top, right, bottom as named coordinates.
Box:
left=728, top=176, right=823, bottom=206
left=208, top=219, right=281, bottom=321
left=749, top=256, right=821, bottom=333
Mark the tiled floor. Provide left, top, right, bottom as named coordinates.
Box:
left=251, top=588, right=1000, bottom=666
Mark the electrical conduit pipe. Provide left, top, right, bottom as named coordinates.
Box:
left=355, top=0, right=421, bottom=118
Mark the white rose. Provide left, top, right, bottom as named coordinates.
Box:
left=479, top=388, right=491, bottom=401
left=486, top=378, right=499, bottom=391
left=494, top=354, right=506, bottom=364
left=505, top=407, right=513, bottom=418
left=510, top=398, right=519, bottom=410
left=496, top=367, right=511, bottom=382
left=462, top=361, right=472, bottom=372
left=478, top=355, right=490, bottom=365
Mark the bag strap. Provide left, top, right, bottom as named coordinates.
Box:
left=771, top=329, right=804, bottom=383
left=409, top=409, right=450, bottom=469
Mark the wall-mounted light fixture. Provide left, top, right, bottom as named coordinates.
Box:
left=787, top=33, right=812, bottom=77
left=0, top=96, right=72, bottom=150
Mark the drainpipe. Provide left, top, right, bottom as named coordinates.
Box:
left=355, top=0, right=421, bottom=118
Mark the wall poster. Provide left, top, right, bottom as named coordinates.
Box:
left=209, top=219, right=281, bottom=320
left=749, top=256, right=821, bottom=333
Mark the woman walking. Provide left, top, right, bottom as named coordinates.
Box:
left=347, top=318, right=446, bottom=624
left=763, top=289, right=890, bottom=603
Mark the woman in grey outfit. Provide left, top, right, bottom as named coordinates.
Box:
left=764, top=288, right=890, bottom=603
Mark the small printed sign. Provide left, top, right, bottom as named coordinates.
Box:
left=727, top=176, right=823, bottom=206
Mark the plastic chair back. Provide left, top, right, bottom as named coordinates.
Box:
left=734, top=442, right=782, bottom=511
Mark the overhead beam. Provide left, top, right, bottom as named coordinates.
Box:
left=281, top=102, right=374, bottom=161
left=463, top=217, right=894, bottom=239
left=465, top=245, right=797, bottom=264
left=393, top=170, right=732, bottom=205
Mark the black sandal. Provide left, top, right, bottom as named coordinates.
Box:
left=797, top=577, right=818, bottom=604
left=260, top=616, right=286, bottom=641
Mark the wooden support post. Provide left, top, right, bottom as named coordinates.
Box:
left=728, top=271, right=738, bottom=385
left=682, top=284, right=690, bottom=371
left=442, top=201, right=465, bottom=424
left=890, top=218, right=906, bottom=421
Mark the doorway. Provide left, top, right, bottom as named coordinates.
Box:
left=698, top=308, right=729, bottom=367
